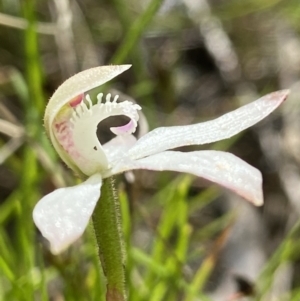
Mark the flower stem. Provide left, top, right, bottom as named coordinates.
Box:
left=92, top=177, right=126, bottom=301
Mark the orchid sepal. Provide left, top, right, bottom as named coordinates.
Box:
left=33, top=173, right=102, bottom=254
left=127, top=90, right=289, bottom=160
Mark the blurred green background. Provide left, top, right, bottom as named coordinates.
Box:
left=0, top=0, right=300, bottom=300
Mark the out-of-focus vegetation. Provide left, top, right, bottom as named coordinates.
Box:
left=0, top=0, right=300, bottom=300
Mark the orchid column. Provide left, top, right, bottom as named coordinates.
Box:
left=33, top=65, right=288, bottom=301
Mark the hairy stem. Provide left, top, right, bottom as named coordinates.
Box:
left=92, top=177, right=126, bottom=301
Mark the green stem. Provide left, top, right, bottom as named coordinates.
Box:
left=92, top=177, right=126, bottom=301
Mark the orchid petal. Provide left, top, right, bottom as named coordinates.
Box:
left=127, top=90, right=289, bottom=160
left=33, top=174, right=102, bottom=254
left=111, top=151, right=263, bottom=205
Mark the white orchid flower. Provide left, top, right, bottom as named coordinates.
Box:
left=33, top=65, right=288, bottom=254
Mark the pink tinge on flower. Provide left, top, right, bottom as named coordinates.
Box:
left=69, top=94, right=84, bottom=108
left=54, top=119, right=81, bottom=161
left=53, top=95, right=85, bottom=167
left=110, top=119, right=136, bottom=136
